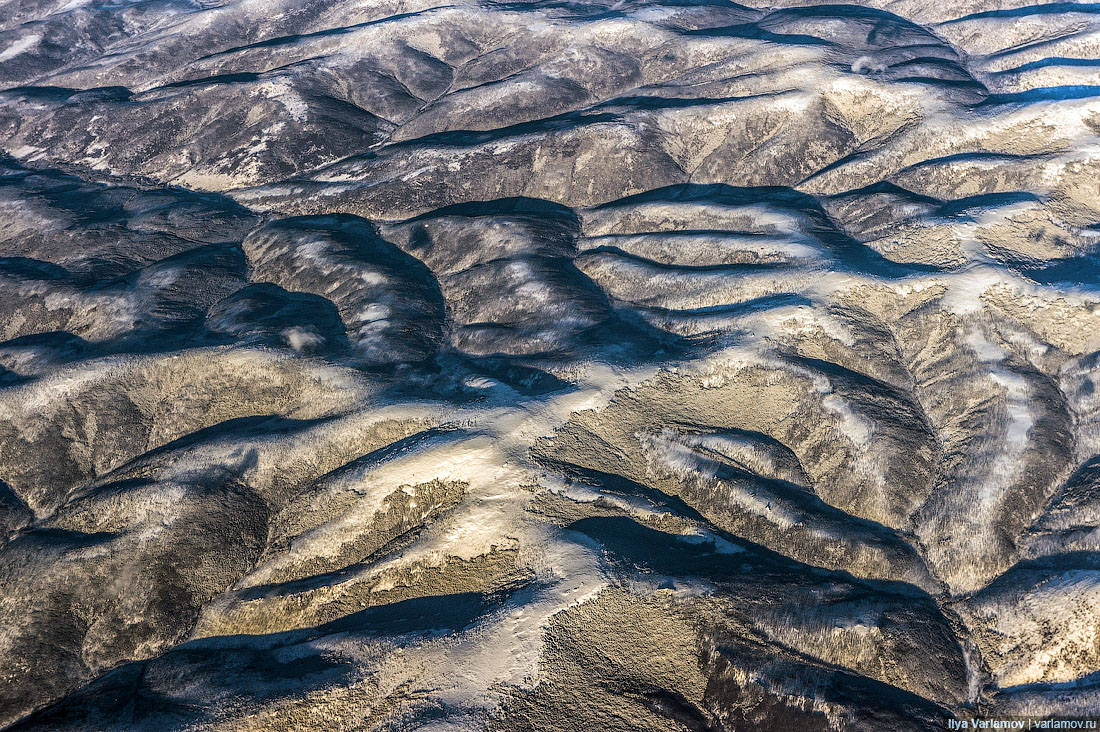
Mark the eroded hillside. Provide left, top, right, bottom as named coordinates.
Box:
left=2, top=0, right=1100, bottom=728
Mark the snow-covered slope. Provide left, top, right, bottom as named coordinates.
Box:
left=2, top=0, right=1100, bottom=729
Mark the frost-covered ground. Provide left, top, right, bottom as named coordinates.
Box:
left=2, top=0, right=1100, bottom=729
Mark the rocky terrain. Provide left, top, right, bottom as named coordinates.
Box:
left=2, top=0, right=1100, bottom=729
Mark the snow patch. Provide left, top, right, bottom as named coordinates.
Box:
left=0, top=35, right=40, bottom=63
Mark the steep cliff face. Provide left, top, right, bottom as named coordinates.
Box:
left=2, top=0, right=1100, bottom=728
